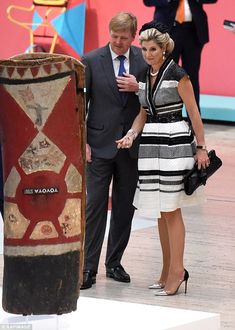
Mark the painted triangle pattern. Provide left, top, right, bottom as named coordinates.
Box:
left=32, top=10, right=44, bottom=31
left=4, top=75, right=70, bottom=130
left=19, top=131, right=66, bottom=174
left=51, top=2, right=86, bottom=55
left=31, top=2, right=86, bottom=55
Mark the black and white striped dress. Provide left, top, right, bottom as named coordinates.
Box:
left=133, top=58, right=205, bottom=218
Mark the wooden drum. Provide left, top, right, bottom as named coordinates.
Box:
left=0, top=53, right=86, bottom=315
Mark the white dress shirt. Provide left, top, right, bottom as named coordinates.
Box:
left=109, top=45, right=130, bottom=77
left=184, top=0, right=192, bottom=22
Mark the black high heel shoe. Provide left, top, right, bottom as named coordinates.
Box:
left=154, top=269, right=189, bottom=296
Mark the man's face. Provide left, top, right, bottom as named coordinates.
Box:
left=109, top=30, right=135, bottom=55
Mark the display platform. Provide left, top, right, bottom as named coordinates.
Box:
left=0, top=293, right=220, bottom=330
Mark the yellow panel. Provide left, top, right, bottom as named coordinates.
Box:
left=33, top=0, right=68, bottom=6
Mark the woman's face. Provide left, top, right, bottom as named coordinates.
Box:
left=141, top=40, right=164, bottom=67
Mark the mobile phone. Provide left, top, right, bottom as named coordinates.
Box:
left=223, top=19, right=235, bottom=30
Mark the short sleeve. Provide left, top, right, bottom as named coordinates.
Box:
left=173, top=64, right=188, bottom=82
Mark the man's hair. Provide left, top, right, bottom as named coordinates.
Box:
left=109, top=12, right=137, bottom=37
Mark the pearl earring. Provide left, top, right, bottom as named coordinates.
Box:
left=163, top=51, right=166, bottom=60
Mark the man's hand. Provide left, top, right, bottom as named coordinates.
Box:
left=116, top=73, right=139, bottom=92
left=86, top=143, right=92, bottom=162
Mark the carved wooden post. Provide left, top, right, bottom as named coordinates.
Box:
left=0, top=53, right=86, bottom=315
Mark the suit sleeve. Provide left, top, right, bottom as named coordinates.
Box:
left=199, top=0, right=217, bottom=3
left=81, top=56, right=91, bottom=111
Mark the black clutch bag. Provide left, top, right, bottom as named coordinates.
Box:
left=184, top=149, right=222, bottom=196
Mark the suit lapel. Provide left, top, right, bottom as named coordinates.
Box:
left=129, top=46, right=139, bottom=78
left=99, top=45, right=122, bottom=103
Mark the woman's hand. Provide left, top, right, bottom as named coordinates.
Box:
left=116, top=128, right=138, bottom=149
left=116, top=134, right=135, bottom=149
left=196, top=149, right=210, bottom=169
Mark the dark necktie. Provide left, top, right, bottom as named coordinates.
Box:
left=117, top=55, right=127, bottom=104
left=117, top=55, right=126, bottom=76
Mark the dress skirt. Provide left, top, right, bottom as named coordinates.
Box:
left=133, top=120, right=205, bottom=218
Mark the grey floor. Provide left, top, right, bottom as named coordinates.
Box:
left=0, top=121, right=235, bottom=329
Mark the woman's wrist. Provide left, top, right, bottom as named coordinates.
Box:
left=196, top=145, right=207, bottom=151
left=127, top=128, right=138, bottom=140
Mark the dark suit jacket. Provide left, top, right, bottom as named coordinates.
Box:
left=143, top=0, right=217, bottom=45
left=82, top=44, right=147, bottom=159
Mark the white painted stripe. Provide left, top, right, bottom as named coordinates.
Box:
left=4, top=241, right=81, bottom=257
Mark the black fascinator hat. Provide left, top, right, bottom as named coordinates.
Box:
left=139, top=21, right=170, bottom=35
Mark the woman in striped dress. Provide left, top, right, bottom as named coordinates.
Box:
left=116, top=21, right=210, bottom=296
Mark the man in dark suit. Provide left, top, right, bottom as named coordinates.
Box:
left=143, top=0, right=217, bottom=113
left=80, top=12, right=147, bottom=289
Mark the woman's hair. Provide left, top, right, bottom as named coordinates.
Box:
left=139, top=22, right=174, bottom=56
left=109, top=12, right=137, bottom=38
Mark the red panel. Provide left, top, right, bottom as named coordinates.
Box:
left=43, top=74, right=83, bottom=167
left=0, top=85, right=38, bottom=179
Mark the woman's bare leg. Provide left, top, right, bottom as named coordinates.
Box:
left=162, top=208, right=185, bottom=293
left=157, top=216, right=170, bottom=285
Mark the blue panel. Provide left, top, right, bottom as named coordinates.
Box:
left=51, top=2, right=86, bottom=56
left=32, top=10, right=43, bottom=31
left=183, top=95, right=235, bottom=122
